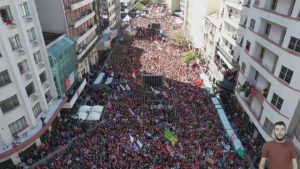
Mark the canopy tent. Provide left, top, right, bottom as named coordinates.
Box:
left=76, top=105, right=105, bottom=122
left=216, top=108, right=245, bottom=158
left=123, top=15, right=131, bottom=22
left=211, top=97, right=221, bottom=105
left=77, top=111, right=88, bottom=121
left=105, top=77, right=113, bottom=85
left=93, top=72, right=105, bottom=88
left=86, top=111, right=103, bottom=121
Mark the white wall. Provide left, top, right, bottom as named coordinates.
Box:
left=261, top=49, right=277, bottom=72
left=34, top=0, right=66, bottom=34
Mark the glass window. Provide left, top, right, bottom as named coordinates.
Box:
left=8, top=117, right=28, bottom=135
left=0, top=95, right=19, bottom=113
left=39, top=72, right=47, bottom=84
left=32, top=103, right=42, bottom=118
left=25, top=82, right=35, bottom=97
left=271, top=93, right=284, bottom=110
left=33, top=51, right=42, bottom=64
left=27, top=28, right=36, bottom=41
left=245, top=41, right=251, bottom=52
left=9, top=34, right=22, bottom=51
left=0, top=70, right=11, bottom=87
left=265, top=23, right=271, bottom=36
left=263, top=118, right=274, bottom=135
left=19, top=2, right=30, bottom=17
left=250, top=19, right=255, bottom=30
left=0, top=6, right=13, bottom=22
left=18, top=60, right=29, bottom=75
left=279, top=65, right=294, bottom=84
left=271, top=0, right=278, bottom=10
left=45, top=90, right=52, bottom=103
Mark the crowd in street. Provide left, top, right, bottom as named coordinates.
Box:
left=15, top=4, right=256, bottom=169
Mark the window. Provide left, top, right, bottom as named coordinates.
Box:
left=0, top=6, right=13, bottom=22
left=259, top=47, right=265, bottom=61
left=288, top=37, right=300, bottom=53
left=250, top=19, right=255, bottom=30
left=264, top=23, right=271, bottom=36
left=33, top=51, right=42, bottom=64
left=27, top=28, right=36, bottom=41
left=0, top=95, right=19, bottom=113
left=45, top=90, right=52, bottom=103
left=32, top=103, right=42, bottom=118
left=0, top=70, right=11, bottom=87
left=271, top=93, right=284, bottom=110
left=245, top=41, right=251, bottom=52
left=298, top=11, right=300, bottom=17
left=9, top=35, right=22, bottom=51
left=279, top=65, right=293, bottom=84
left=8, top=117, right=28, bottom=135
left=263, top=118, right=274, bottom=135
left=241, top=62, right=246, bottom=73
left=270, top=0, right=278, bottom=10
left=19, top=2, right=30, bottom=17
left=18, top=60, right=29, bottom=75
left=39, top=72, right=47, bottom=84
left=25, top=82, right=35, bottom=97
left=254, top=71, right=259, bottom=80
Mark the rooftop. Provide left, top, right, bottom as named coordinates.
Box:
left=42, top=32, right=63, bottom=46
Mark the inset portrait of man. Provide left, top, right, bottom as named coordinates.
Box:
left=259, top=121, right=298, bottom=169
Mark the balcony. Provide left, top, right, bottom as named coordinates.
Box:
left=70, top=0, right=95, bottom=11
left=235, top=85, right=273, bottom=141
left=30, top=40, right=40, bottom=48
left=42, top=81, right=50, bottom=90
left=30, top=93, right=39, bottom=102
left=77, top=35, right=98, bottom=60
left=15, top=49, right=26, bottom=57
left=225, top=0, right=243, bottom=10
left=37, top=62, right=45, bottom=70
left=223, top=16, right=240, bottom=29
left=3, top=19, right=17, bottom=29
left=74, top=10, right=95, bottom=28
left=22, top=72, right=32, bottom=81
left=22, top=15, right=33, bottom=23
left=75, top=24, right=97, bottom=44
left=222, top=31, right=238, bottom=45
left=217, top=44, right=239, bottom=69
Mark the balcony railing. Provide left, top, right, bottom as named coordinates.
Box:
left=69, top=0, right=95, bottom=11
left=30, top=40, right=40, bottom=48
left=77, top=35, right=98, bottom=60
left=23, top=15, right=33, bottom=23
left=75, top=24, right=97, bottom=44
left=15, top=49, right=25, bottom=57
left=74, top=10, right=95, bottom=28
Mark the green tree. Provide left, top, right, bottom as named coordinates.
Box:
left=151, top=0, right=163, bottom=5
left=182, top=51, right=196, bottom=66
left=138, top=0, right=148, bottom=5
left=134, top=1, right=144, bottom=11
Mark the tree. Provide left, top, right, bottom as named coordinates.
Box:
left=151, top=0, right=163, bottom=5
left=134, top=1, right=144, bottom=11
left=138, top=0, right=148, bottom=5
left=182, top=51, right=196, bottom=66
left=167, top=29, right=188, bottom=47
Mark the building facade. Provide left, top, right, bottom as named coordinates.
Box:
left=101, top=0, right=122, bottom=29
left=0, top=0, right=66, bottom=166
left=234, top=0, right=300, bottom=155
left=34, top=0, right=100, bottom=79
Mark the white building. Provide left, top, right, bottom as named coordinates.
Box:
left=185, top=0, right=222, bottom=50
left=0, top=0, right=66, bottom=166
left=234, top=0, right=300, bottom=154
left=101, top=0, right=122, bottom=29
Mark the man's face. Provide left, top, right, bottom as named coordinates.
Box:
left=274, top=125, right=286, bottom=141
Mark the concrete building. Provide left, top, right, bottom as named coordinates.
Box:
left=34, top=0, right=100, bottom=79
left=165, top=0, right=180, bottom=14
left=101, top=0, right=122, bottom=29
left=185, top=0, right=222, bottom=50
left=234, top=0, right=300, bottom=155
left=0, top=0, right=66, bottom=167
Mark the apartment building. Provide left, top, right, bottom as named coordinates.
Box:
left=34, top=0, right=99, bottom=79
left=234, top=0, right=300, bottom=155
left=185, top=0, right=221, bottom=51
left=0, top=0, right=66, bottom=167
left=101, top=0, right=121, bottom=29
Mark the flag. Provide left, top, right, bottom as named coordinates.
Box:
left=166, top=144, right=175, bottom=154
left=130, top=135, right=134, bottom=143
left=164, top=129, right=178, bottom=146
left=128, top=108, right=135, bottom=116
left=136, top=139, right=143, bottom=149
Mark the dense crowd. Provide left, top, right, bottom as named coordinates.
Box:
left=15, top=4, right=255, bottom=169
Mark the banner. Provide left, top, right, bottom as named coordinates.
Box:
left=164, top=128, right=178, bottom=146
